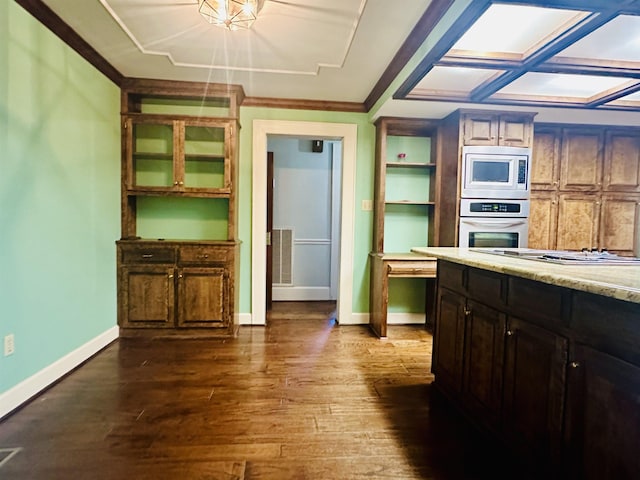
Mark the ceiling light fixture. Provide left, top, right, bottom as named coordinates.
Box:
left=198, top=0, right=264, bottom=31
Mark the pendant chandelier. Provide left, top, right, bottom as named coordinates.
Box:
left=198, top=0, right=264, bottom=31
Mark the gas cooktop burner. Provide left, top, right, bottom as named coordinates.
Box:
left=471, top=248, right=640, bottom=265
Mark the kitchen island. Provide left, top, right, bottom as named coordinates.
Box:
left=412, top=247, right=640, bottom=479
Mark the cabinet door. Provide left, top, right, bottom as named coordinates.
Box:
left=531, top=127, right=561, bottom=190
left=556, top=194, right=600, bottom=251
left=125, top=117, right=177, bottom=192
left=462, top=113, right=499, bottom=145
left=462, top=299, right=506, bottom=429
left=529, top=192, right=558, bottom=250
left=502, top=318, right=567, bottom=467
left=119, top=265, right=175, bottom=327
left=564, top=345, right=640, bottom=480
left=433, top=288, right=467, bottom=395
left=603, top=130, right=640, bottom=192
left=560, top=129, right=604, bottom=191
left=177, top=267, right=228, bottom=328
left=182, top=120, right=231, bottom=193
left=599, top=194, right=640, bottom=256
left=498, top=113, right=533, bottom=147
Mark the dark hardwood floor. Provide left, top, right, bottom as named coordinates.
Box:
left=0, top=302, right=532, bottom=479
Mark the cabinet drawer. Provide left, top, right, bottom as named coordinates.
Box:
left=467, top=267, right=505, bottom=308
left=121, top=246, right=176, bottom=264
left=179, top=246, right=230, bottom=265
left=387, top=260, right=437, bottom=277
left=571, top=292, right=640, bottom=367
left=438, top=260, right=466, bottom=293
left=508, top=277, right=567, bottom=328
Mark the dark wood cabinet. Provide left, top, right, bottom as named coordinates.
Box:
left=119, top=264, right=175, bottom=327
left=564, top=345, right=640, bottom=480
left=502, top=317, right=567, bottom=467
left=117, top=79, right=243, bottom=335
left=432, top=287, right=467, bottom=395
left=433, top=260, right=640, bottom=476
left=117, top=241, right=238, bottom=334
left=462, top=299, right=505, bottom=430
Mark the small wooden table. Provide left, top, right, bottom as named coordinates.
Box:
left=369, top=252, right=438, bottom=338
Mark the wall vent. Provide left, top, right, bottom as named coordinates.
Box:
left=272, top=228, right=293, bottom=285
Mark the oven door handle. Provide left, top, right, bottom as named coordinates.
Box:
left=462, top=219, right=526, bottom=228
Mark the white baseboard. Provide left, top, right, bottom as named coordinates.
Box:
left=388, top=312, right=427, bottom=325
left=272, top=286, right=332, bottom=301
left=0, top=326, right=119, bottom=420
left=237, top=312, right=254, bottom=325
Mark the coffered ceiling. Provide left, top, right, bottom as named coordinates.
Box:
left=22, top=0, right=640, bottom=122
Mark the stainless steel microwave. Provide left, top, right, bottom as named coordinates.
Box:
left=461, top=145, right=531, bottom=199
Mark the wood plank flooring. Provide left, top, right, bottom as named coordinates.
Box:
left=0, top=302, right=533, bottom=479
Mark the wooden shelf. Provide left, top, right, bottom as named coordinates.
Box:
left=386, top=162, right=436, bottom=168
left=385, top=200, right=435, bottom=205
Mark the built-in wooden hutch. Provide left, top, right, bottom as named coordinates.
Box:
left=116, top=79, right=243, bottom=336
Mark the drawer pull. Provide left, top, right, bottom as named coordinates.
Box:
left=464, top=308, right=471, bottom=316
left=142, top=254, right=153, bottom=259
left=570, top=361, right=580, bottom=369
left=198, top=254, right=209, bottom=260
left=168, top=274, right=173, bottom=279
left=506, top=330, right=514, bottom=337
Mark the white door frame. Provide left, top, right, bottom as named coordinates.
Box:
left=252, top=120, right=358, bottom=325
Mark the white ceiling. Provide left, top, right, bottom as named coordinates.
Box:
left=40, top=0, right=428, bottom=103
left=35, top=0, right=640, bottom=124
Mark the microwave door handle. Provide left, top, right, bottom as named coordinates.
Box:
left=464, top=219, right=525, bottom=228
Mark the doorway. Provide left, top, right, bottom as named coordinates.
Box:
left=251, top=120, right=358, bottom=326
left=266, top=137, right=341, bottom=320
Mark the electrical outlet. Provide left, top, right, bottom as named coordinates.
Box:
left=4, top=334, right=15, bottom=356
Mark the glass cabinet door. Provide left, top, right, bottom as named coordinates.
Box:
left=183, top=122, right=229, bottom=192
left=130, top=119, right=175, bottom=189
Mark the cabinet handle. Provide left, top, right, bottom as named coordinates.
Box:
left=178, top=181, right=184, bottom=186
left=570, top=361, right=580, bottom=369
left=168, top=274, right=174, bottom=279
left=464, top=308, right=471, bottom=316
left=179, top=273, right=183, bottom=278
left=142, top=254, right=153, bottom=259
left=174, top=181, right=179, bottom=186
left=506, top=330, right=514, bottom=336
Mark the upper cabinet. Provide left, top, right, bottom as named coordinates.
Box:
left=559, top=128, right=604, bottom=192
left=462, top=111, right=535, bottom=147
left=604, top=130, right=640, bottom=192
left=124, top=116, right=233, bottom=196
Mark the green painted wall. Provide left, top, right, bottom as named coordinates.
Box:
left=0, top=3, right=120, bottom=392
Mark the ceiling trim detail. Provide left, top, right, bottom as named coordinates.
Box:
left=99, top=0, right=367, bottom=76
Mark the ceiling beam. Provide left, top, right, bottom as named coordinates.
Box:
left=469, top=10, right=617, bottom=101
left=364, top=0, right=455, bottom=112
left=15, top=0, right=123, bottom=86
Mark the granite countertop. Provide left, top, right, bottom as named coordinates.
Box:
left=411, top=247, right=640, bottom=304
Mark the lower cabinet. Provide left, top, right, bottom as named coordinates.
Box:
left=462, top=299, right=505, bottom=431
left=564, top=345, right=640, bottom=479
left=433, top=288, right=467, bottom=395
left=432, top=260, right=639, bottom=477
left=502, top=317, right=567, bottom=467
left=117, top=240, right=237, bottom=334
